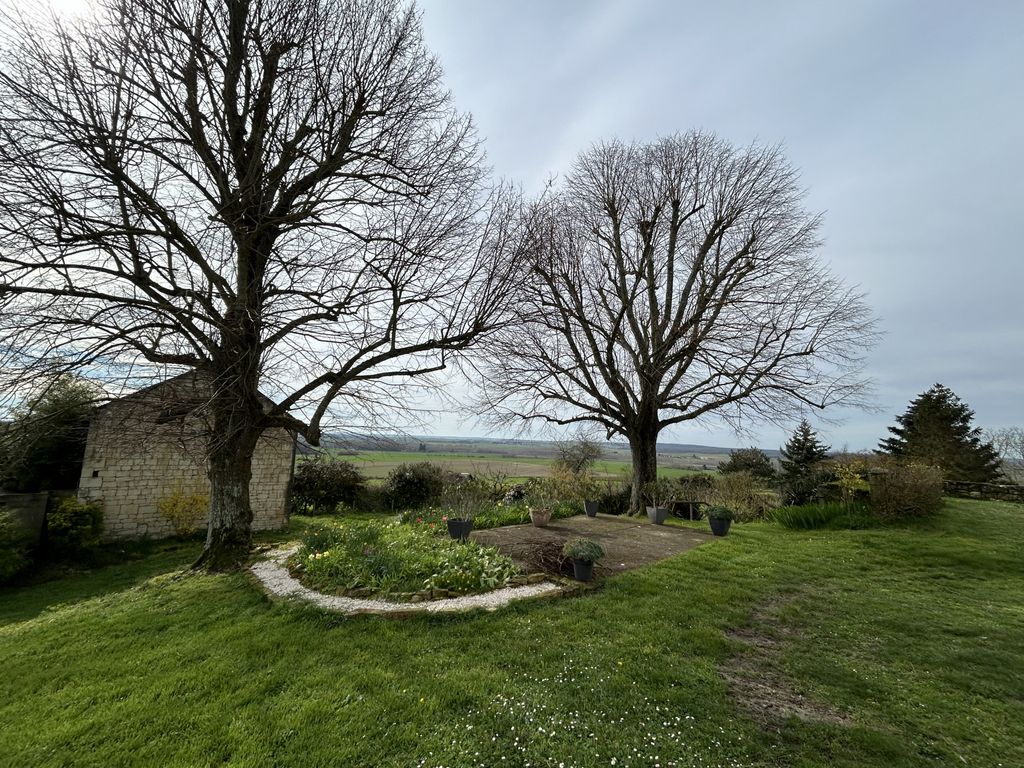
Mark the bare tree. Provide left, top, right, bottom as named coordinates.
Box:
left=0, top=0, right=522, bottom=567
left=989, top=427, right=1024, bottom=480
left=476, top=133, right=878, bottom=512
left=553, top=431, right=602, bottom=476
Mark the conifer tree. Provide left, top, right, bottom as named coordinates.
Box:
left=878, top=384, right=1001, bottom=482
left=779, top=420, right=831, bottom=504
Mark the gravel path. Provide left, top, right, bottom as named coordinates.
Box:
left=250, top=546, right=563, bottom=616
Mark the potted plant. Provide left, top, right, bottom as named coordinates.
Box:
left=441, top=483, right=480, bottom=541
left=562, top=537, right=604, bottom=582
left=527, top=487, right=555, bottom=527
left=643, top=479, right=675, bottom=525
left=528, top=505, right=552, bottom=527
left=583, top=500, right=599, bottom=517
left=706, top=505, right=735, bottom=536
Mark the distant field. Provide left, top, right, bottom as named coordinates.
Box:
left=330, top=450, right=703, bottom=481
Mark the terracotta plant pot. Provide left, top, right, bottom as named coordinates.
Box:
left=584, top=500, right=599, bottom=517
left=529, top=508, right=552, bottom=527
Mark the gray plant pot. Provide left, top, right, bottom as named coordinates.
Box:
left=646, top=505, right=668, bottom=525
left=584, top=500, right=599, bottom=517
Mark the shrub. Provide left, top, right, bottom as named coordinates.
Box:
left=870, top=464, right=944, bottom=521
left=676, top=473, right=715, bottom=499
left=596, top=481, right=632, bottom=516
left=290, top=456, right=366, bottom=514
left=383, top=462, right=447, bottom=510
left=704, top=472, right=781, bottom=522
left=562, top=537, right=604, bottom=563
left=291, top=520, right=519, bottom=597
left=0, top=509, right=32, bottom=584
left=642, top=478, right=676, bottom=509
left=47, top=497, right=103, bottom=556
left=719, top=447, right=776, bottom=481
left=546, top=463, right=602, bottom=505
left=156, top=488, right=208, bottom=536
left=440, top=478, right=492, bottom=521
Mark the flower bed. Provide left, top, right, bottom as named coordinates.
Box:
left=289, top=520, right=521, bottom=600
left=397, top=500, right=578, bottom=530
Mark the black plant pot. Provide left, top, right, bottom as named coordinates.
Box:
left=584, top=500, right=599, bottom=517
left=708, top=517, right=731, bottom=536
left=572, top=558, right=594, bottom=582
left=446, top=518, right=473, bottom=541
left=646, top=506, right=668, bottom=525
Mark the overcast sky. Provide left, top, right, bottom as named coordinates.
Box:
left=412, top=0, right=1023, bottom=450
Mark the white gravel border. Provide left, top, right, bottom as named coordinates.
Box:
left=250, top=546, right=564, bottom=615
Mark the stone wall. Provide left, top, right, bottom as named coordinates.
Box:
left=944, top=480, right=1024, bottom=504
left=77, top=377, right=294, bottom=540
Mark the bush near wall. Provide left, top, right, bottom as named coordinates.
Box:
left=47, top=497, right=103, bottom=557
left=157, top=488, right=209, bottom=536
left=869, top=464, right=944, bottom=521
left=290, top=456, right=366, bottom=515
left=0, top=509, right=32, bottom=584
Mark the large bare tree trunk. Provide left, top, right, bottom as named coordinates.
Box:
left=197, top=432, right=258, bottom=570
left=194, top=364, right=263, bottom=570
left=628, top=432, right=658, bottom=515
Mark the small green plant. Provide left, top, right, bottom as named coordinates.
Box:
left=770, top=501, right=874, bottom=530
left=440, top=479, right=490, bottom=521
left=561, top=537, right=604, bottom=563
left=642, top=478, right=675, bottom=509
left=833, top=458, right=871, bottom=506
left=705, top=506, right=735, bottom=521
left=291, top=520, right=519, bottom=598
left=157, top=488, right=208, bottom=536
left=47, top=497, right=103, bottom=556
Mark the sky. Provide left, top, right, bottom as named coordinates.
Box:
left=34, top=0, right=1024, bottom=451
left=412, top=0, right=1024, bottom=450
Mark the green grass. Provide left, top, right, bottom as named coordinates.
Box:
left=1, top=499, right=1022, bottom=767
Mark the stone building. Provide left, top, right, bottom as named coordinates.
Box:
left=77, top=373, right=295, bottom=540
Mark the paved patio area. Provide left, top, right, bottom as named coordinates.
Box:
left=471, top=514, right=715, bottom=575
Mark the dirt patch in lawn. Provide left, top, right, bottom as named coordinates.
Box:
left=722, top=591, right=852, bottom=729
left=471, top=514, right=714, bottom=576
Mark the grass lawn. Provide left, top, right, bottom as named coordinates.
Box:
left=1, top=499, right=1022, bottom=767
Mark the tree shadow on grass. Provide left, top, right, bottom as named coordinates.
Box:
left=0, top=540, right=203, bottom=626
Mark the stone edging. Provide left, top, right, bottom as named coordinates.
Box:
left=250, top=546, right=564, bottom=616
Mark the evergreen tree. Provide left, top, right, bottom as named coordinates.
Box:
left=779, top=420, right=831, bottom=504
left=878, top=384, right=1001, bottom=482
